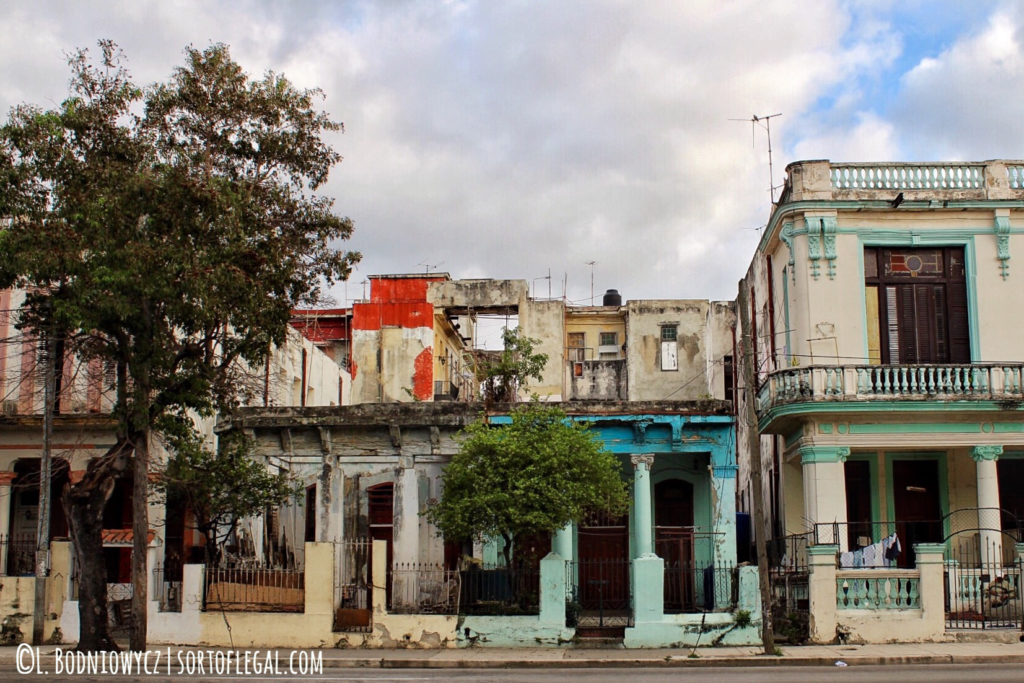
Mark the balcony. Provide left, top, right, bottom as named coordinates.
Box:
left=757, top=363, right=1024, bottom=417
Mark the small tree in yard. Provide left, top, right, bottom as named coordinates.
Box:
left=427, top=403, right=628, bottom=569
left=478, top=327, right=548, bottom=403
left=156, top=422, right=302, bottom=567
left=0, top=42, right=358, bottom=650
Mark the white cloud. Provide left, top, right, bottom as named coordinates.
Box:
left=2, top=0, right=1015, bottom=309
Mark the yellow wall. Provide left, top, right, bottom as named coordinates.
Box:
left=564, top=309, right=626, bottom=361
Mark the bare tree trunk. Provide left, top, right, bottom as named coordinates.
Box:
left=737, top=285, right=776, bottom=655
left=64, top=440, right=132, bottom=652
left=129, top=427, right=149, bottom=651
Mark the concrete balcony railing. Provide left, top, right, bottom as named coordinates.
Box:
left=784, top=160, right=1024, bottom=202
left=757, top=363, right=1024, bottom=414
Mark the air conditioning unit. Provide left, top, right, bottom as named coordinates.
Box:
left=2, top=400, right=17, bottom=416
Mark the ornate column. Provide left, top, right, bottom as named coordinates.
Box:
left=971, top=445, right=1003, bottom=567
left=799, top=446, right=851, bottom=552
left=630, top=454, right=655, bottom=558
left=0, top=472, right=15, bottom=574
left=628, top=454, right=663, bottom=629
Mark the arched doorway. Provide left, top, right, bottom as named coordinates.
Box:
left=654, top=478, right=695, bottom=612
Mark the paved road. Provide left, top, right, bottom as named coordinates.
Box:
left=3, top=664, right=1024, bottom=682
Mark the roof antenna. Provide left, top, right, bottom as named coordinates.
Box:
left=418, top=261, right=444, bottom=274
left=731, top=112, right=783, bottom=205
left=585, top=261, right=597, bottom=305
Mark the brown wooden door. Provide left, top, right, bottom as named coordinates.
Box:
left=892, top=459, right=943, bottom=567
left=654, top=479, right=695, bottom=611
left=577, top=512, right=629, bottom=611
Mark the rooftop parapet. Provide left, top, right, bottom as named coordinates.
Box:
left=784, top=160, right=1024, bottom=203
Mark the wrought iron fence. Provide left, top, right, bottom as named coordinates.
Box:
left=458, top=563, right=540, bottom=615
left=153, top=563, right=182, bottom=613
left=389, top=563, right=460, bottom=615
left=203, top=566, right=305, bottom=612
left=945, top=533, right=1023, bottom=630
left=1, top=534, right=38, bottom=576
left=664, top=561, right=737, bottom=613
left=335, top=538, right=372, bottom=631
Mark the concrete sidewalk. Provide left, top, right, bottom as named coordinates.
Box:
left=6, top=641, right=1024, bottom=669
left=321, top=641, right=1024, bottom=668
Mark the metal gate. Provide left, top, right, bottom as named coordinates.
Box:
left=944, top=512, right=1023, bottom=630
left=768, top=532, right=811, bottom=642
left=334, top=538, right=372, bottom=632
left=568, top=558, right=632, bottom=629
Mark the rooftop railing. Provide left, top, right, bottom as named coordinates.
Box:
left=830, top=163, right=984, bottom=191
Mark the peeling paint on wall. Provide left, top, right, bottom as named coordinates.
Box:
left=413, top=347, right=434, bottom=400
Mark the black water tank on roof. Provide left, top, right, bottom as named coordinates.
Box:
left=602, top=289, right=622, bottom=306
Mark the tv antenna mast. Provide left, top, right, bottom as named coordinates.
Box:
left=418, top=261, right=444, bottom=274
left=585, top=261, right=597, bottom=305
left=731, top=112, right=782, bottom=204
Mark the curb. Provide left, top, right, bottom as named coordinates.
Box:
left=323, top=653, right=1024, bottom=669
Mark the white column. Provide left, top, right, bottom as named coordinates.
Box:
left=393, top=459, right=420, bottom=565
left=972, top=445, right=1003, bottom=567
left=553, top=522, right=573, bottom=560
left=799, top=446, right=850, bottom=553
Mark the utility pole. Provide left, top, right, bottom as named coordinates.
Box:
left=32, top=322, right=55, bottom=645
left=736, top=284, right=775, bottom=655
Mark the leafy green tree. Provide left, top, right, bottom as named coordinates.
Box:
left=156, top=424, right=302, bottom=567
left=427, top=403, right=628, bottom=568
left=478, top=327, right=548, bottom=403
left=0, top=41, right=357, bottom=650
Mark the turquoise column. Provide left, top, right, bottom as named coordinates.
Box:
left=631, top=454, right=655, bottom=557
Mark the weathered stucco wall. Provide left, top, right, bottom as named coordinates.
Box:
left=426, top=279, right=528, bottom=310
left=625, top=300, right=714, bottom=402
left=567, top=360, right=627, bottom=400
left=519, top=300, right=565, bottom=400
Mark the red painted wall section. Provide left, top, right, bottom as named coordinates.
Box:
left=370, top=276, right=446, bottom=303
left=353, top=275, right=447, bottom=331
left=352, top=302, right=434, bottom=330
left=413, top=347, right=433, bottom=401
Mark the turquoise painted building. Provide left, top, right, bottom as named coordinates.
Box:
left=472, top=401, right=762, bottom=647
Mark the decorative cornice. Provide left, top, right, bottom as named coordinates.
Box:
left=780, top=221, right=796, bottom=282
left=822, top=216, right=838, bottom=279
left=632, top=419, right=652, bottom=444
left=711, top=464, right=738, bottom=479
left=799, top=445, right=850, bottom=464
left=806, top=216, right=822, bottom=280
left=995, top=214, right=1011, bottom=279
left=971, top=444, right=1003, bottom=462
left=630, top=454, right=655, bottom=469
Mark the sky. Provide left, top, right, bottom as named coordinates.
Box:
left=3, top=0, right=1023, bottom=315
